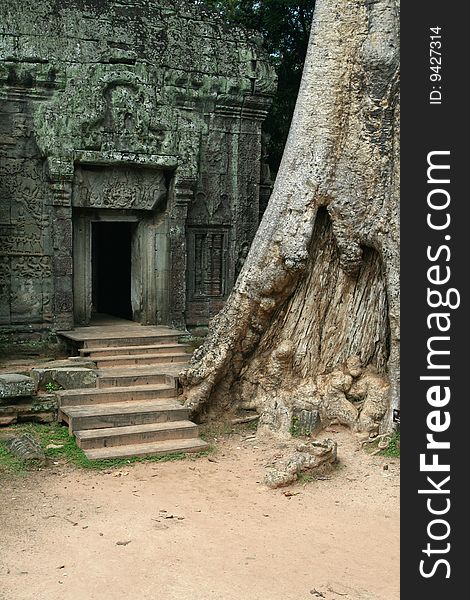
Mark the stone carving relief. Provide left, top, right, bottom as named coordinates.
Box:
left=83, top=82, right=143, bottom=150
left=0, top=257, right=11, bottom=322
left=1, top=0, right=277, bottom=334
left=12, top=256, right=52, bottom=279
left=82, top=78, right=175, bottom=155
left=0, top=257, right=10, bottom=282
left=11, top=283, right=43, bottom=319
left=205, top=130, right=227, bottom=174
left=176, top=115, right=205, bottom=181
left=188, top=189, right=232, bottom=225
left=34, top=67, right=178, bottom=161
left=1, top=256, right=52, bottom=322
left=190, top=228, right=228, bottom=299
left=0, top=161, right=48, bottom=224
left=0, top=200, right=10, bottom=224
left=0, top=224, right=43, bottom=256
left=72, top=165, right=167, bottom=211
left=239, top=46, right=278, bottom=95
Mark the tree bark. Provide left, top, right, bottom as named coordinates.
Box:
left=180, top=0, right=400, bottom=437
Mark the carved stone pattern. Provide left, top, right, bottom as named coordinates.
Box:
left=0, top=224, right=43, bottom=256
left=72, top=166, right=167, bottom=211
left=0, top=0, right=275, bottom=335
left=190, top=229, right=228, bottom=299
left=12, top=256, right=52, bottom=279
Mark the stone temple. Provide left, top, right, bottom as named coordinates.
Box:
left=0, top=0, right=276, bottom=344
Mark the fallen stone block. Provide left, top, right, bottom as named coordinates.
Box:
left=0, top=374, right=35, bottom=400
left=31, top=367, right=97, bottom=391
left=4, top=433, right=46, bottom=462
left=0, top=395, right=58, bottom=425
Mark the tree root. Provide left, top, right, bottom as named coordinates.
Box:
left=231, top=414, right=260, bottom=425
left=361, top=433, right=392, bottom=454
left=264, top=439, right=337, bottom=488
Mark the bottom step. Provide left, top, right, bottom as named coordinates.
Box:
left=84, top=437, right=209, bottom=460
left=76, top=420, right=198, bottom=449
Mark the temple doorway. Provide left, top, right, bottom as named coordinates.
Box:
left=91, top=221, right=133, bottom=320
left=73, top=207, right=170, bottom=327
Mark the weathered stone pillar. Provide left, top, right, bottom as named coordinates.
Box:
left=169, top=177, right=195, bottom=330
left=47, top=158, right=74, bottom=331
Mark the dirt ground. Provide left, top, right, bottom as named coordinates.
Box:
left=0, top=428, right=399, bottom=600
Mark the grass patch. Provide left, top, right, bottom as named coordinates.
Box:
left=242, top=418, right=259, bottom=432
left=297, top=472, right=316, bottom=484
left=289, top=415, right=312, bottom=438
left=44, top=381, right=62, bottom=393
left=378, top=429, right=400, bottom=458
left=363, top=428, right=400, bottom=458
left=289, top=416, right=302, bottom=438
left=0, top=423, right=212, bottom=473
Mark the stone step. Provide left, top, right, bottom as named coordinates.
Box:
left=83, top=437, right=209, bottom=461
left=60, top=400, right=189, bottom=431
left=81, top=343, right=188, bottom=357
left=57, top=324, right=201, bottom=462
left=93, top=352, right=189, bottom=368
left=97, top=369, right=176, bottom=389
left=82, top=333, right=183, bottom=349
left=58, top=384, right=177, bottom=407
left=75, top=420, right=198, bottom=449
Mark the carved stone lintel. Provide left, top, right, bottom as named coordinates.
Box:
left=72, top=165, right=167, bottom=211
left=74, top=151, right=178, bottom=169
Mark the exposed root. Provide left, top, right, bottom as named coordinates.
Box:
left=361, top=433, right=392, bottom=455
left=230, top=414, right=260, bottom=425
left=264, top=439, right=337, bottom=488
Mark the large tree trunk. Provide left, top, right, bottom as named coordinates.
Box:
left=181, top=0, right=400, bottom=437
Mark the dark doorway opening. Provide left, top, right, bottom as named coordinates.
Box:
left=92, top=221, right=133, bottom=320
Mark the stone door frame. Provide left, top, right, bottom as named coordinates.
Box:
left=72, top=208, right=164, bottom=326
left=47, top=151, right=196, bottom=332
left=69, top=153, right=179, bottom=328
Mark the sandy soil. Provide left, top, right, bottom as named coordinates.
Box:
left=0, top=428, right=399, bottom=600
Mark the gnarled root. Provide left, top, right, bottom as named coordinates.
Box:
left=264, top=439, right=338, bottom=488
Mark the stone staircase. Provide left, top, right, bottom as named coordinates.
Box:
left=58, top=324, right=207, bottom=461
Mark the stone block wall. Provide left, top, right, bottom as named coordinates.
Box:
left=0, top=0, right=276, bottom=340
